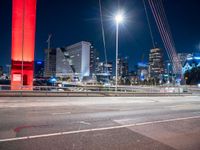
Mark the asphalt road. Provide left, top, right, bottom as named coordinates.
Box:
left=0, top=96, right=200, bottom=150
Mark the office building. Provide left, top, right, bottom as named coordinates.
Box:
left=149, top=48, right=164, bottom=78
left=182, top=53, right=200, bottom=73
left=44, top=48, right=57, bottom=77
left=56, top=41, right=91, bottom=80
left=90, top=46, right=99, bottom=76
left=34, top=61, right=44, bottom=78
left=44, top=41, right=97, bottom=80
left=178, top=53, right=191, bottom=66
left=95, top=61, right=113, bottom=83
left=117, top=58, right=129, bottom=77
left=136, top=62, right=148, bottom=81
left=96, top=62, right=113, bottom=75
left=105, top=62, right=113, bottom=76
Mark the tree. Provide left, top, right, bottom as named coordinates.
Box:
left=184, top=67, right=200, bottom=85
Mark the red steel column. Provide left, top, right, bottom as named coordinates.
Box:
left=11, top=0, right=37, bottom=90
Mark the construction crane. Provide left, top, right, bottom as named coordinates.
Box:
left=46, top=34, right=52, bottom=76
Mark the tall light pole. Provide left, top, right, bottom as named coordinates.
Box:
left=115, top=13, right=123, bottom=91
left=167, top=63, right=170, bottom=84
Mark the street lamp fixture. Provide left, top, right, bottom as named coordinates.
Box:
left=167, top=63, right=170, bottom=84
left=115, top=12, right=124, bottom=92
left=115, top=13, right=124, bottom=24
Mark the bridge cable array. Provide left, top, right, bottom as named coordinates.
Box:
left=148, top=0, right=182, bottom=76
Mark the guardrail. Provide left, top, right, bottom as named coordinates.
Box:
left=0, top=84, right=193, bottom=97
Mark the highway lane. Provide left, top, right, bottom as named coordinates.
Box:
left=0, top=96, right=200, bottom=150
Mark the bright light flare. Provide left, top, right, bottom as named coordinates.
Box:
left=115, top=13, right=124, bottom=24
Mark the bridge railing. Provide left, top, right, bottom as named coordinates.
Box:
left=0, top=84, right=192, bottom=97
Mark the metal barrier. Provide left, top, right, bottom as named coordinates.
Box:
left=0, top=84, right=193, bottom=97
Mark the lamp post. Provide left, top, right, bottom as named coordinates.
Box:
left=115, top=13, right=123, bottom=92
left=167, top=63, right=170, bottom=84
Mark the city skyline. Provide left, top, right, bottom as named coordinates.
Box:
left=0, top=0, right=200, bottom=70
left=1, top=1, right=200, bottom=149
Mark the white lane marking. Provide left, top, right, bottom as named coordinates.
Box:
left=114, top=118, right=135, bottom=123
left=52, top=112, right=71, bottom=115
left=1, top=115, right=200, bottom=142
left=79, top=121, right=91, bottom=125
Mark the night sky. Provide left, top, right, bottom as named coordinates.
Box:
left=0, top=0, right=200, bottom=71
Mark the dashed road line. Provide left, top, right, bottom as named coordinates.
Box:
left=51, top=112, right=71, bottom=115
left=79, top=121, right=91, bottom=125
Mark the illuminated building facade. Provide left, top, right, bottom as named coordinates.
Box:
left=149, top=48, right=164, bottom=78
left=44, top=42, right=91, bottom=80
left=34, top=61, right=44, bottom=78
left=117, top=58, right=129, bottom=77
left=90, top=45, right=99, bottom=76
left=96, top=61, right=113, bottom=83
left=178, top=53, right=191, bottom=66
left=136, top=62, right=148, bottom=81
left=11, top=0, right=37, bottom=90
left=96, top=62, right=113, bottom=75
left=183, top=53, right=200, bottom=73
left=56, top=41, right=91, bottom=80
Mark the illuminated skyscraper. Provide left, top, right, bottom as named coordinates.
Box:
left=136, top=62, right=148, bottom=81
left=90, top=45, right=99, bottom=76
left=117, top=58, right=129, bottom=77
left=149, top=48, right=164, bottom=78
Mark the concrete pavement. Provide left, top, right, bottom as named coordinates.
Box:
left=0, top=96, right=200, bottom=150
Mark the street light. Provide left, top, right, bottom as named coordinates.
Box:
left=115, top=14, right=123, bottom=24
left=167, top=63, right=170, bottom=84
left=115, top=12, right=124, bottom=91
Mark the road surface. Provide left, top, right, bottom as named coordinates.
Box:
left=0, top=96, right=200, bottom=150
